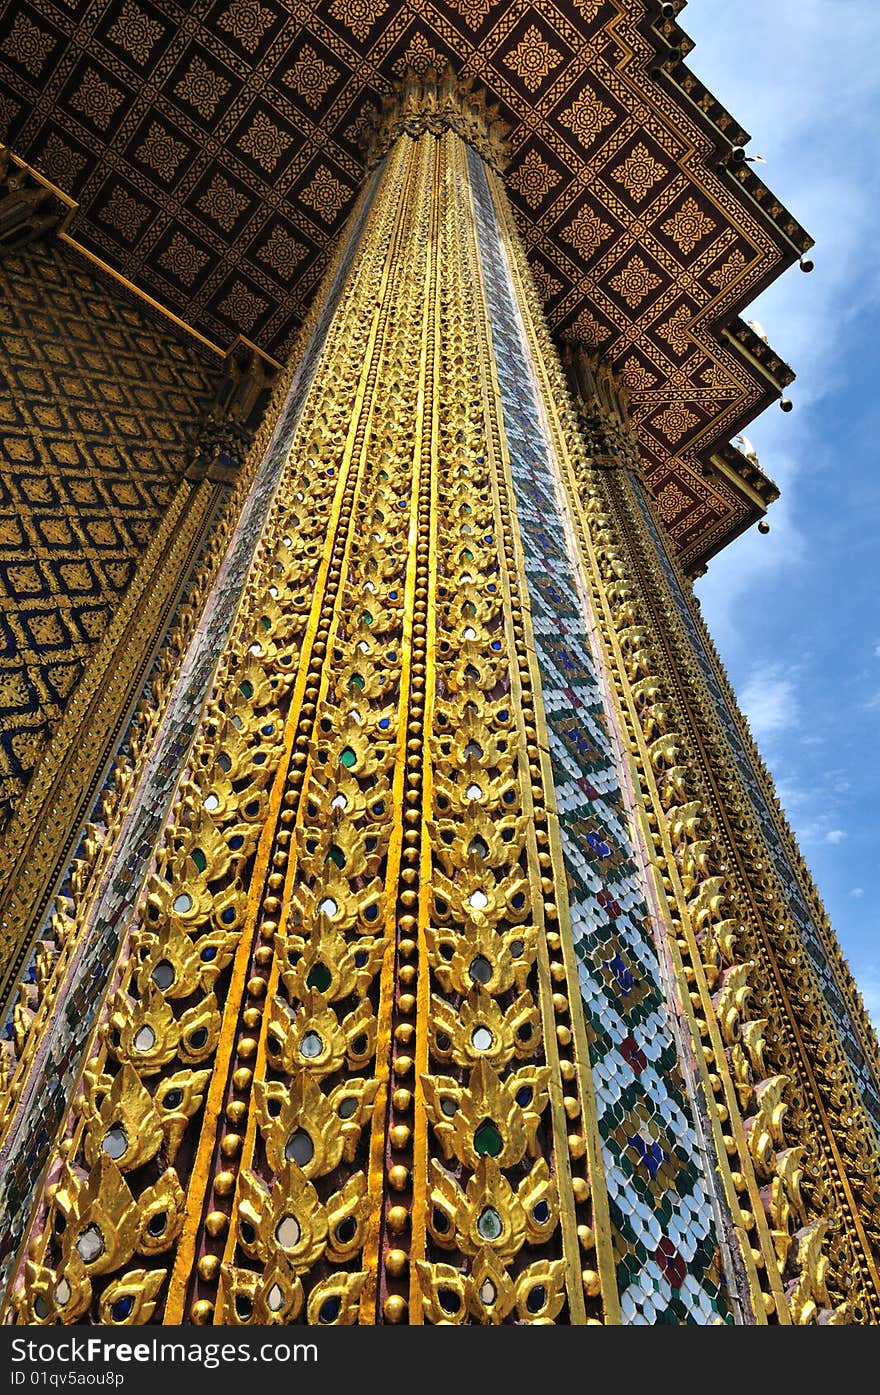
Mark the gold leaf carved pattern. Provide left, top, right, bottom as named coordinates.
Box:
left=559, top=89, right=614, bottom=148
left=134, top=123, right=188, bottom=181
left=101, top=186, right=151, bottom=241
left=174, top=56, right=230, bottom=120
left=530, top=264, right=562, bottom=302
left=561, top=204, right=613, bottom=259
left=708, top=248, right=747, bottom=290
left=392, top=33, right=447, bottom=77
left=653, top=403, right=699, bottom=444
left=1, top=14, right=55, bottom=76
left=257, top=226, right=306, bottom=278
left=657, top=480, right=690, bottom=523
left=237, top=112, right=291, bottom=172
left=507, top=150, right=560, bottom=209
left=213, top=143, right=415, bottom=1326
left=38, top=134, right=86, bottom=188
left=413, top=134, right=586, bottom=1325
left=158, top=233, right=209, bottom=285
left=217, top=0, right=277, bottom=54
left=300, top=165, right=348, bottom=223
left=620, top=354, right=658, bottom=390
left=450, top=0, right=494, bottom=30
left=69, top=69, right=125, bottom=132
left=657, top=305, right=692, bottom=356
left=611, top=142, right=668, bottom=203
left=0, top=93, right=19, bottom=137
left=196, top=175, right=249, bottom=231
left=568, top=307, right=611, bottom=345
left=106, top=2, right=165, bottom=64
left=217, top=280, right=268, bottom=331
left=284, top=47, right=338, bottom=107
left=328, top=0, right=389, bottom=44
left=700, top=362, right=730, bottom=388
left=343, top=101, right=380, bottom=150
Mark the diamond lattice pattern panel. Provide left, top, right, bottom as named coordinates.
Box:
left=0, top=241, right=217, bottom=827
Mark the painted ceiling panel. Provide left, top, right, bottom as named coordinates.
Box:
left=0, top=0, right=810, bottom=569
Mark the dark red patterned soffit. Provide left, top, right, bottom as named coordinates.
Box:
left=0, top=0, right=810, bottom=570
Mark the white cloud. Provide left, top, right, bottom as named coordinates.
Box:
left=690, top=0, right=880, bottom=650
left=738, top=663, right=799, bottom=743
left=825, top=829, right=846, bottom=845
left=775, top=778, right=807, bottom=812
left=850, top=887, right=865, bottom=898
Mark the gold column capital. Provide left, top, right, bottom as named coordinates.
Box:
left=561, top=345, right=643, bottom=474
left=362, top=67, right=510, bottom=175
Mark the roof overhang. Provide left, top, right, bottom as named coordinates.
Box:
left=0, top=0, right=811, bottom=570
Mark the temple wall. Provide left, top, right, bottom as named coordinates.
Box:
left=0, top=241, right=218, bottom=829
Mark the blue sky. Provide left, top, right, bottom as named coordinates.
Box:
left=683, top=0, right=880, bottom=1025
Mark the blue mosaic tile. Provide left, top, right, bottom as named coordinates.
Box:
left=468, top=148, right=729, bottom=1325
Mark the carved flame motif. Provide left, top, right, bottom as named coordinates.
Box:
left=217, top=134, right=425, bottom=1323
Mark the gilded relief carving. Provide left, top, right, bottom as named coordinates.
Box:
left=537, top=341, right=880, bottom=1322
left=1, top=98, right=607, bottom=1329
left=0, top=65, right=876, bottom=1334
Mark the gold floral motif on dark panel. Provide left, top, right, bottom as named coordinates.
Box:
left=0, top=0, right=809, bottom=566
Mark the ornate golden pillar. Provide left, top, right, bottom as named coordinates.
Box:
left=1, top=74, right=877, bottom=1328
left=555, top=347, right=880, bottom=1322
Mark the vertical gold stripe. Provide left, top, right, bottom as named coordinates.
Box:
left=359, top=132, right=437, bottom=1324
left=406, top=129, right=450, bottom=1324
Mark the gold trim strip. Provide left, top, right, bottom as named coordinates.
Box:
left=708, top=452, right=769, bottom=510
left=57, top=234, right=228, bottom=360
left=357, top=134, right=435, bottom=1324
left=406, top=132, right=443, bottom=1326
